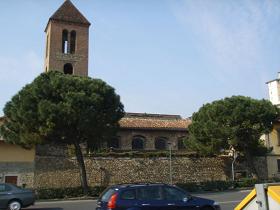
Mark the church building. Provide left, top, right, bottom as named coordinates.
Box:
left=0, top=0, right=190, bottom=188
left=42, top=0, right=190, bottom=151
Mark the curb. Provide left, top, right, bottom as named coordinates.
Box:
left=36, top=197, right=97, bottom=203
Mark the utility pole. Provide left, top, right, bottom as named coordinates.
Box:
left=230, top=146, right=238, bottom=181
left=168, top=142, right=172, bottom=184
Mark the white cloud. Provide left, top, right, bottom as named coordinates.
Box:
left=170, top=0, right=280, bottom=82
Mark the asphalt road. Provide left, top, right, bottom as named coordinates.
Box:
left=194, top=190, right=250, bottom=210
left=24, top=189, right=251, bottom=210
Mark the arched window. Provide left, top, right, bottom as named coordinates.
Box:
left=64, top=63, right=73, bottom=74
left=178, top=137, right=186, bottom=150
left=62, top=29, right=68, bottom=54
left=108, top=137, right=120, bottom=149
left=70, top=30, right=76, bottom=54
left=155, top=137, right=167, bottom=150
left=132, top=135, right=145, bottom=150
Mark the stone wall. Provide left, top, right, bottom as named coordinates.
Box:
left=33, top=145, right=270, bottom=188
left=34, top=156, right=231, bottom=188
left=233, top=156, right=268, bottom=180
left=0, top=162, right=34, bottom=187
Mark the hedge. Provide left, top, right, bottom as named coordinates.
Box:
left=36, top=186, right=106, bottom=200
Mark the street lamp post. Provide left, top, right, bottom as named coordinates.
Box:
left=230, top=146, right=238, bottom=181
left=167, top=142, right=172, bottom=184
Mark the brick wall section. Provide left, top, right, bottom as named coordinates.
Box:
left=44, top=21, right=89, bottom=76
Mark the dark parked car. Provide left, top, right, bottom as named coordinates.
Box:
left=0, top=183, right=35, bottom=210
left=96, top=183, right=220, bottom=210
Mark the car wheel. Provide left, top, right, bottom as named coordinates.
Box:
left=8, top=200, right=22, bottom=210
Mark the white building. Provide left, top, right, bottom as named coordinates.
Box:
left=266, top=73, right=280, bottom=107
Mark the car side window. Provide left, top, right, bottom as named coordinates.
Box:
left=0, top=184, right=11, bottom=192
left=0, top=184, right=5, bottom=192
left=137, top=186, right=162, bottom=201
left=121, top=189, right=136, bottom=200
left=163, top=187, right=186, bottom=201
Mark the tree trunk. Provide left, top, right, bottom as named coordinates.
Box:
left=245, top=150, right=259, bottom=179
left=74, top=141, right=89, bottom=195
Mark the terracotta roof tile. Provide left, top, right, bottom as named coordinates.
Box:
left=119, top=113, right=191, bottom=131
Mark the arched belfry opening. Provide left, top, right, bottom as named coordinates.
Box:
left=70, top=30, right=76, bottom=54
left=64, top=63, right=73, bottom=74
left=62, top=29, right=68, bottom=54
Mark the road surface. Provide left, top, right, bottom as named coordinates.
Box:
left=25, top=189, right=251, bottom=210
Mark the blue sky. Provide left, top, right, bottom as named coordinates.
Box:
left=0, top=0, right=280, bottom=117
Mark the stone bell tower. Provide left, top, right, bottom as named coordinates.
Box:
left=44, top=0, right=91, bottom=76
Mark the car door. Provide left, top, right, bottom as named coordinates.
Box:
left=117, top=188, right=138, bottom=210
left=136, top=186, right=165, bottom=210
left=0, top=184, right=12, bottom=209
left=162, top=186, right=196, bottom=210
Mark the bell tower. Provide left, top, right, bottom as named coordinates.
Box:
left=44, top=0, right=91, bottom=76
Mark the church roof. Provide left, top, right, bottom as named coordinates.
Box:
left=47, top=0, right=90, bottom=29
left=119, top=113, right=191, bottom=131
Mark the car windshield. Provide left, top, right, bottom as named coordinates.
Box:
left=100, top=188, right=116, bottom=202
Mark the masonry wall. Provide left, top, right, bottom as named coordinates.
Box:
left=118, top=129, right=187, bottom=150
left=0, top=162, right=34, bottom=187
left=0, top=141, right=35, bottom=187
left=34, top=156, right=231, bottom=188
left=45, top=21, right=89, bottom=76
left=33, top=143, right=269, bottom=189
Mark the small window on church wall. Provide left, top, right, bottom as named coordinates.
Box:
left=70, top=31, right=76, bottom=54
left=132, top=136, right=145, bottom=150
left=64, top=63, right=73, bottom=74
left=62, top=30, right=68, bottom=54
left=155, top=137, right=167, bottom=150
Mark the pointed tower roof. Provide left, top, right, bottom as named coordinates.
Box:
left=46, top=0, right=90, bottom=30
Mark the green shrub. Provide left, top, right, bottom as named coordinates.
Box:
left=177, top=180, right=235, bottom=192
left=36, top=186, right=106, bottom=200
left=176, top=182, right=199, bottom=192
left=235, top=178, right=259, bottom=188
